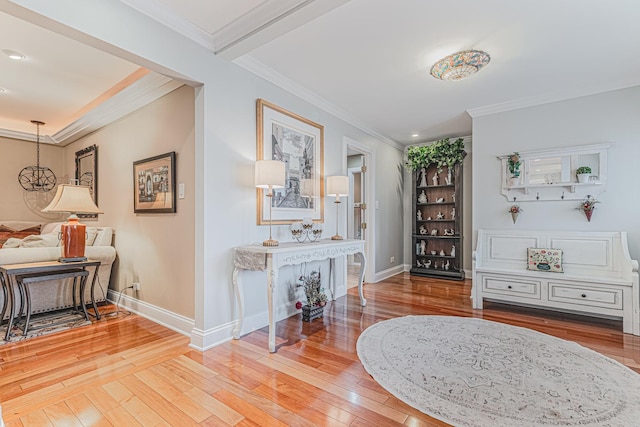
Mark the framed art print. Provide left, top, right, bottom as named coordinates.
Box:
left=256, top=99, right=324, bottom=225
left=133, top=151, right=176, bottom=213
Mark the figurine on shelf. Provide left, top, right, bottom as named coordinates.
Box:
left=424, top=259, right=432, bottom=268
left=452, top=193, right=456, bottom=203
left=444, top=260, right=450, bottom=270
left=431, top=250, right=437, bottom=255
left=420, top=240, right=426, bottom=255
left=432, top=172, right=439, bottom=186
left=433, top=261, right=439, bottom=269
left=436, top=211, right=444, bottom=220
left=419, top=224, right=428, bottom=235
left=439, top=249, right=445, bottom=256
left=445, top=170, right=452, bottom=185
left=417, top=210, right=422, bottom=221
left=443, top=228, right=455, bottom=236
left=427, top=216, right=432, bottom=220
left=416, top=259, right=422, bottom=268
left=430, top=229, right=438, bottom=236
left=418, top=168, right=428, bottom=187
left=418, top=190, right=427, bottom=203
left=435, top=197, right=444, bottom=203
left=451, top=207, right=456, bottom=221
left=450, top=245, right=456, bottom=257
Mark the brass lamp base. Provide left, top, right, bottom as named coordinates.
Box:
left=263, top=239, right=279, bottom=247
left=331, top=235, right=344, bottom=240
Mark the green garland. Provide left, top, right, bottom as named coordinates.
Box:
left=405, top=137, right=465, bottom=172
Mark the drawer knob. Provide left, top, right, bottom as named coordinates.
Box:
left=581, top=293, right=587, bottom=298
left=507, top=285, right=512, bottom=289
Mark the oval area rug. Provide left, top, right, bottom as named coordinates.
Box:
left=356, top=315, right=640, bottom=426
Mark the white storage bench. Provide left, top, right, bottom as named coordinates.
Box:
left=472, top=229, right=639, bottom=335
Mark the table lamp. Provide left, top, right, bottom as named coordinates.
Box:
left=256, top=160, right=285, bottom=246
left=42, top=184, right=103, bottom=262
left=326, top=175, right=349, bottom=240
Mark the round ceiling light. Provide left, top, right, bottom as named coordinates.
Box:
left=3, top=49, right=26, bottom=60
left=430, top=49, right=490, bottom=81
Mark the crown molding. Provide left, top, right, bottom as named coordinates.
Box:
left=235, top=55, right=404, bottom=152
left=467, top=80, right=640, bottom=118
left=51, top=73, right=183, bottom=145
left=120, top=0, right=215, bottom=51
left=0, top=73, right=183, bottom=146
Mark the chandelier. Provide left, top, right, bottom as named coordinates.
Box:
left=430, top=50, right=491, bottom=81
left=18, top=120, right=57, bottom=192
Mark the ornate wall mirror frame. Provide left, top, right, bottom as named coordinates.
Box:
left=75, top=144, right=98, bottom=218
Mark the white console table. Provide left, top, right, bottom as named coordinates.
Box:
left=232, top=239, right=366, bottom=352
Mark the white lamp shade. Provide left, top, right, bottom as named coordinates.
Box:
left=255, top=160, right=285, bottom=189
left=326, top=175, right=349, bottom=197
left=42, top=184, right=103, bottom=214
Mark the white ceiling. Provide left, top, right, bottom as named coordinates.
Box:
left=2, top=0, right=640, bottom=147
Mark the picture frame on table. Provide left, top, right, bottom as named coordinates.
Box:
left=256, top=99, right=324, bottom=225
left=133, top=151, right=176, bottom=213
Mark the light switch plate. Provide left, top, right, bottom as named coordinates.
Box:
left=179, top=183, right=185, bottom=199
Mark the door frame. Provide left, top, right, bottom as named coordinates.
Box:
left=343, top=136, right=376, bottom=283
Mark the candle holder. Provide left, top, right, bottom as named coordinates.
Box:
left=291, top=219, right=322, bottom=242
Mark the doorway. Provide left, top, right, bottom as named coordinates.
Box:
left=343, top=137, right=375, bottom=288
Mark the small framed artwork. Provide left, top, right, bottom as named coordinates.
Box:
left=256, top=99, right=324, bottom=225
left=133, top=151, right=176, bottom=213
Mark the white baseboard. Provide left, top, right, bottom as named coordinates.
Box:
left=107, top=289, right=194, bottom=337
left=374, top=264, right=405, bottom=282
left=403, top=263, right=411, bottom=272
left=189, top=322, right=235, bottom=352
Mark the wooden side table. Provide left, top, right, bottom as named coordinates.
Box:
left=1, top=260, right=101, bottom=341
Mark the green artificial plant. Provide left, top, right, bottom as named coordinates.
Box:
left=405, top=137, right=465, bottom=172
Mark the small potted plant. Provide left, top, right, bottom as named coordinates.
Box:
left=507, top=152, right=521, bottom=186
left=508, top=204, right=522, bottom=224
left=576, top=166, right=592, bottom=183
left=296, top=269, right=328, bottom=322
left=576, top=195, right=599, bottom=222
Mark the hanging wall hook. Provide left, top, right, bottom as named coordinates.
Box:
left=536, top=192, right=540, bottom=201
left=561, top=191, right=565, bottom=200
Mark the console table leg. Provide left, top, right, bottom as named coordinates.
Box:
left=355, top=251, right=367, bottom=307
left=231, top=267, right=243, bottom=340
left=267, top=256, right=276, bottom=353
left=329, top=258, right=336, bottom=301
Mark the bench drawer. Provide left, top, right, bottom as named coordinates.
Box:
left=548, top=282, right=622, bottom=310
left=482, top=276, right=541, bottom=300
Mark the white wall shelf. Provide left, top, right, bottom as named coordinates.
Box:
left=498, top=143, right=611, bottom=202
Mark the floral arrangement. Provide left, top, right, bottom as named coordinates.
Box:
left=295, top=269, right=328, bottom=308
left=577, top=195, right=599, bottom=211
left=508, top=204, right=523, bottom=214
left=507, top=152, right=521, bottom=176
left=405, top=137, right=465, bottom=172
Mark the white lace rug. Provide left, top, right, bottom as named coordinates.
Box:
left=357, top=315, right=640, bottom=426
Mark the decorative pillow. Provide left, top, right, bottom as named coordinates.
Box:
left=0, top=225, right=41, bottom=246
left=2, top=234, right=59, bottom=248
left=527, top=248, right=563, bottom=273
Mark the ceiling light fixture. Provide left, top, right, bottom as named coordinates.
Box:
left=18, top=120, right=57, bottom=192
left=412, top=134, right=419, bottom=138
left=3, top=49, right=25, bottom=60
left=430, top=49, right=490, bottom=81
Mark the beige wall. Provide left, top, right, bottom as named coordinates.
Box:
left=62, top=85, right=196, bottom=318
left=0, top=136, right=67, bottom=222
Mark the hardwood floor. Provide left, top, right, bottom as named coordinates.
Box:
left=1, top=273, right=639, bottom=426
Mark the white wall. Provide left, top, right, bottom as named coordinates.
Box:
left=2, top=1, right=405, bottom=349
left=472, top=85, right=640, bottom=260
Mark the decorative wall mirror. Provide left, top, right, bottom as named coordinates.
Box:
left=75, top=144, right=98, bottom=218
left=498, top=143, right=610, bottom=202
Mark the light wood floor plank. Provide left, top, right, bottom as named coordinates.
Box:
left=1, top=275, right=639, bottom=427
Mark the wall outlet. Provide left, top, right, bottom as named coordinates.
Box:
left=390, top=256, right=395, bottom=264
left=132, top=282, right=141, bottom=291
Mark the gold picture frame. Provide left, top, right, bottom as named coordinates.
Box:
left=256, top=99, right=324, bottom=225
